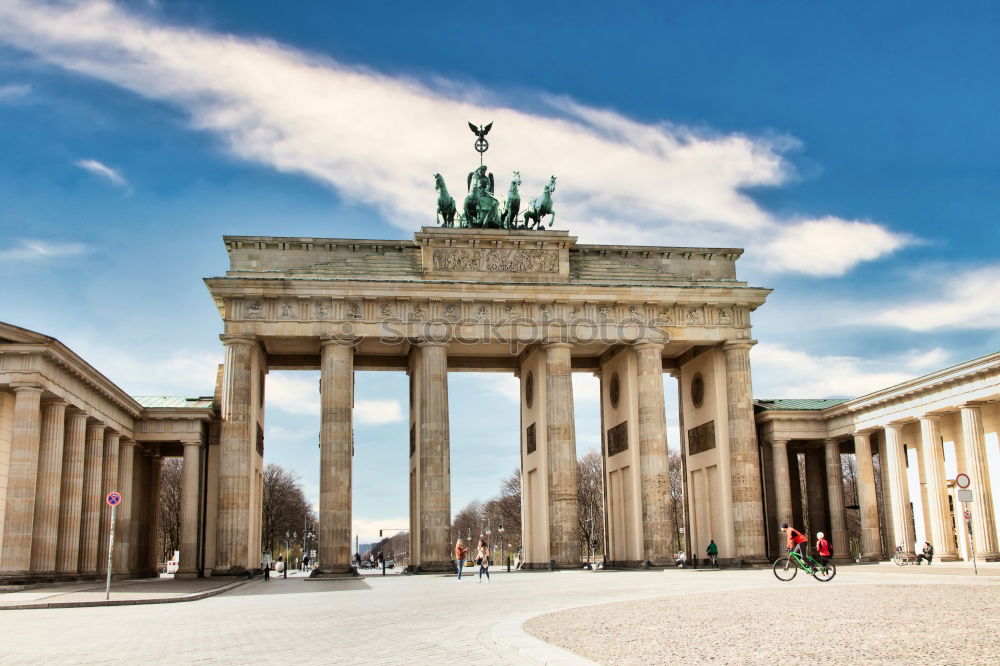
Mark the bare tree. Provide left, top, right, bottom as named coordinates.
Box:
left=577, top=450, right=605, bottom=560
left=158, top=458, right=182, bottom=562
left=842, top=453, right=862, bottom=557
left=668, top=449, right=684, bottom=552
left=451, top=500, right=483, bottom=547
left=261, top=463, right=314, bottom=558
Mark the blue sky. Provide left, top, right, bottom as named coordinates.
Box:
left=1, top=1, right=998, bottom=542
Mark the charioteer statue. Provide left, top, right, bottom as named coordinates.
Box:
left=434, top=122, right=557, bottom=230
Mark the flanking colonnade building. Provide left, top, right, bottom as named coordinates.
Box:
left=2, top=226, right=997, bottom=582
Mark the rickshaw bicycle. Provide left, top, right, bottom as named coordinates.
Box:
left=773, top=548, right=837, bottom=582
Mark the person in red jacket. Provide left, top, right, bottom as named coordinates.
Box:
left=781, top=522, right=808, bottom=560
left=815, top=531, right=832, bottom=567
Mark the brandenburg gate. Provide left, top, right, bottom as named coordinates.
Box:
left=205, top=226, right=771, bottom=573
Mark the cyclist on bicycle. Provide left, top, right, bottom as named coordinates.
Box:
left=781, top=522, right=808, bottom=560
left=815, top=531, right=832, bottom=567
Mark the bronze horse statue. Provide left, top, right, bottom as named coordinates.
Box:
left=523, top=175, right=557, bottom=229
left=434, top=173, right=456, bottom=227
left=500, top=171, right=521, bottom=229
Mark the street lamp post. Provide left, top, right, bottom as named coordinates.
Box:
left=284, top=531, right=290, bottom=579
left=499, top=522, right=505, bottom=572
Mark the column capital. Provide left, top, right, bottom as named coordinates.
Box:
left=823, top=437, right=842, bottom=446
left=541, top=340, right=573, bottom=350
left=958, top=402, right=984, bottom=412
left=918, top=414, right=942, bottom=424
left=721, top=339, right=757, bottom=352
left=410, top=337, right=449, bottom=348
left=86, top=421, right=107, bottom=434
left=179, top=438, right=203, bottom=447
left=320, top=334, right=361, bottom=347
left=41, top=397, right=68, bottom=408
left=770, top=438, right=790, bottom=448
left=219, top=334, right=257, bottom=347
left=632, top=340, right=665, bottom=353
left=9, top=382, right=44, bottom=395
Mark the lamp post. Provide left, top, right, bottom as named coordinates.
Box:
left=499, top=522, right=505, bottom=572
left=284, top=531, right=290, bottom=578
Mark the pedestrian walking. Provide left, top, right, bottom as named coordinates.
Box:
left=455, top=538, right=468, bottom=580
left=706, top=539, right=719, bottom=568
left=278, top=555, right=286, bottom=579
left=477, top=539, right=490, bottom=582
left=262, top=550, right=272, bottom=581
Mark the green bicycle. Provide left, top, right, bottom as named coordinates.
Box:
left=773, top=549, right=836, bottom=582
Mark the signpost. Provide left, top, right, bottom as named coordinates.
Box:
left=105, top=491, right=122, bottom=599
left=955, top=473, right=977, bottom=576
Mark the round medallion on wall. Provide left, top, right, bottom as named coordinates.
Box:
left=609, top=372, right=621, bottom=408
left=525, top=371, right=534, bottom=409
left=691, top=372, right=705, bottom=408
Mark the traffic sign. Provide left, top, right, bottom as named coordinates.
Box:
left=964, top=509, right=972, bottom=520
left=958, top=489, right=974, bottom=503
left=106, top=491, right=121, bottom=506
left=956, top=473, right=971, bottom=489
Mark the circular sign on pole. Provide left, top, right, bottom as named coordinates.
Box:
left=964, top=509, right=972, bottom=520
left=106, top=491, right=121, bottom=506
left=956, top=473, right=971, bottom=489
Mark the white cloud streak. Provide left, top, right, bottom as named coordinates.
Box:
left=74, top=157, right=129, bottom=189
left=751, top=343, right=952, bottom=398
left=0, top=1, right=908, bottom=276
left=873, top=265, right=1000, bottom=331
left=0, top=239, right=90, bottom=261
left=266, top=373, right=402, bottom=424
left=0, top=83, right=31, bottom=102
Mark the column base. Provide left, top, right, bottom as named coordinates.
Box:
left=406, top=560, right=454, bottom=573
left=309, top=566, right=359, bottom=579
left=522, top=560, right=582, bottom=570
left=175, top=570, right=200, bottom=579
left=977, top=552, right=1000, bottom=562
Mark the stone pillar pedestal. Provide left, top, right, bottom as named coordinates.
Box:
left=30, top=399, right=68, bottom=576
left=544, top=342, right=580, bottom=568
left=98, top=431, right=121, bottom=574
left=633, top=342, right=673, bottom=566
left=722, top=341, right=766, bottom=561
left=852, top=432, right=881, bottom=559
left=960, top=405, right=999, bottom=559
left=415, top=340, right=452, bottom=572
left=824, top=439, right=847, bottom=555
left=771, top=440, right=793, bottom=532
left=114, top=440, right=136, bottom=575
left=318, top=337, right=356, bottom=575
left=919, top=416, right=957, bottom=560
left=0, top=384, right=44, bottom=577
left=884, top=424, right=915, bottom=556
left=79, top=422, right=106, bottom=575
left=56, top=408, right=88, bottom=575
left=177, top=441, right=203, bottom=577
left=216, top=335, right=255, bottom=574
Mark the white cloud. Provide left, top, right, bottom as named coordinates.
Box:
left=354, top=399, right=403, bottom=425
left=756, top=216, right=911, bottom=276
left=265, top=373, right=319, bottom=415
left=0, top=239, right=89, bottom=261
left=74, top=158, right=129, bottom=189
left=0, top=0, right=905, bottom=275
left=0, top=83, right=31, bottom=102
left=352, top=516, right=408, bottom=546
left=873, top=265, right=1000, bottom=331
left=751, top=343, right=949, bottom=398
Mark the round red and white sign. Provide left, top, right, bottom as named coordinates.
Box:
left=964, top=509, right=972, bottom=520
left=956, top=473, right=971, bottom=489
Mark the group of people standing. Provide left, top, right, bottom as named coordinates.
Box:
left=454, top=538, right=492, bottom=582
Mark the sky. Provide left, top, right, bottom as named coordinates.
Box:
left=1, top=1, right=998, bottom=544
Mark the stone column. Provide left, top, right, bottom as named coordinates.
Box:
left=79, top=422, right=106, bottom=575
left=722, top=341, right=766, bottom=560
left=0, top=384, right=44, bottom=576
left=883, top=424, right=915, bottom=556
left=147, top=455, right=162, bottom=573
left=805, top=448, right=828, bottom=536
left=97, top=431, right=120, bottom=574
left=824, top=439, right=847, bottom=554
left=113, top=440, right=136, bottom=574
left=919, top=416, right=956, bottom=559
left=852, top=432, right=881, bottom=559
left=770, top=439, right=794, bottom=531
left=960, top=405, right=999, bottom=558
left=317, top=338, right=355, bottom=574
left=177, top=441, right=202, bottom=577
left=633, top=342, right=673, bottom=566
left=417, top=340, right=452, bottom=571
left=216, top=335, right=255, bottom=573
left=544, top=342, right=580, bottom=567
left=30, top=399, right=68, bottom=575
left=56, top=408, right=88, bottom=575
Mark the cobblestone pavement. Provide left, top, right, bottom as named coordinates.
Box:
left=2, top=567, right=996, bottom=664
left=0, top=575, right=241, bottom=608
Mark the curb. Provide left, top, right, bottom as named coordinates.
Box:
left=0, top=578, right=249, bottom=611
left=479, top=611, right=598, bottom=665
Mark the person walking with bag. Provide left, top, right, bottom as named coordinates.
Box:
left=262, top=550, right=272, bottom=581
left=454, top=539, right=468, bottom=580
left=476, top=539, right=491, bottom=583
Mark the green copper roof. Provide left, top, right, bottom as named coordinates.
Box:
left=133, top=396, right=214, bottom=409
left=755, top=398, right=849, bottom=411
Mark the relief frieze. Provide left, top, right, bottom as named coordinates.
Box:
left=431, top=247, right=559, bottom=273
